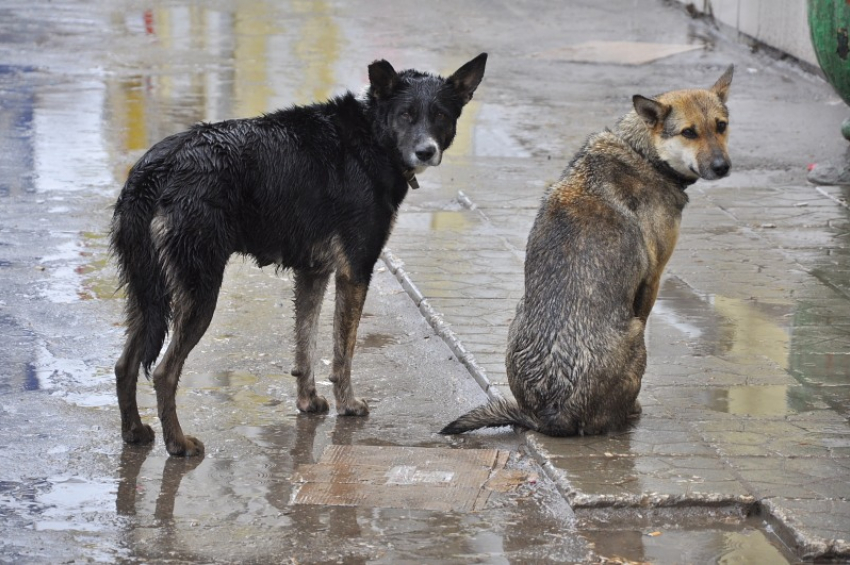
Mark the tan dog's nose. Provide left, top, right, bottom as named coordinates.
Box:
left=710, top=157, right=730, bottom=178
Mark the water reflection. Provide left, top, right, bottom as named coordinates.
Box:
left=0, top=65, right=36, bottom=197
left=586, top=522, right=790, bottom=564
left=700, top=385, right=791, bottom=416
left=653, top=275, right=850, bottom=417
left=652, top=276, right=792, bottom=367
left=113, top=413, right=367, bottom=561
left=105, top=0, right=344, bottom=156
left=289, top=1, right=341, bottom=106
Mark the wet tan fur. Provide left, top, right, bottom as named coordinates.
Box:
left=441, top=67, right=734, bottom=436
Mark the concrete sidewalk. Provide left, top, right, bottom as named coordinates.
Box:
left=382, top=2, right=850, bottom=561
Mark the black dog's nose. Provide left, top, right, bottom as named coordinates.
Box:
left=711, top=158, right=730, bottom=178
left=415, top=146, right=436, bottom=162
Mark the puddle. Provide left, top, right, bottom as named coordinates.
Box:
left=33, top=82, right=113, bottom=195
left=654, top=276, right=850, bottom=417
left=652, top=276, right=792, bottom=368
left=0, top=65, right=37, bottom=197
left=39, top=238, right=90, bottom=304
left=39, top=231, right=115, bottom=303
left=36, top=476, right=118, bottom=533
left=699, top=385, right=791, bottom=416
left=180, top=370, right=260, bottom=389
left=358, top=332, right=396, bottom=349
left=28, top=344, right=114, bottom=408
left=585, top=520, right=793, bottom=564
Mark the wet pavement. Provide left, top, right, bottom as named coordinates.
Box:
left=1, top=0, right=849, bottom=563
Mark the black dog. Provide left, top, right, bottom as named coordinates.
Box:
left=111, top=54, right=487, bottom=456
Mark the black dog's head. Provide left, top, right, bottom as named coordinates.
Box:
left=367, top=53, right=487, bottom=173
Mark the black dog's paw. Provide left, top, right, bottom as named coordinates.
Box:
left=123, top=423, right=155, bottom=445
left=338, top=398, right=369, bottom=417
left=166, top=435, right=205, bottom=458
left=297, top=394, right=330, bottom=414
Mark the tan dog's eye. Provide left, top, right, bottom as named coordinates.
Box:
left=717, top=121, right=727, bottom=134
left=681, top=127, right=698, bottom=139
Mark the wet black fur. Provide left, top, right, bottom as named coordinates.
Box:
left=111, top=54, right=487, bottom=456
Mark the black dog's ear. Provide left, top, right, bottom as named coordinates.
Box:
left=369, top=59, right=398, bottom=100
left=633, top=95, right=670, bottom=128
left=711, top=64, right=734, bottom=103
left=448, top=53, right=488, bottom=105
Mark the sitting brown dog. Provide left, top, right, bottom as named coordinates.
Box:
left=442, top=66, right=734, bottom=436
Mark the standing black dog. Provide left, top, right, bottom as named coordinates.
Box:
left=111, top=54, right=487, bottom=456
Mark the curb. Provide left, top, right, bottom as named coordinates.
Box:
left=524, top=433, right=757, bottom=513
left=757, top=498, right=850, bottom=561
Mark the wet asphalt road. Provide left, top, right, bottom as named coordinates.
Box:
left=1, top=0, right=849, bottom=563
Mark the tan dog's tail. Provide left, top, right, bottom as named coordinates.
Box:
left=440, top=398, right=538, bottom=435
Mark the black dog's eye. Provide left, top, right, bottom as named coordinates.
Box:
left=681, top=127, right=698, bottom=139
left=716, top=121, right=727, bottom=134
left=400, top=111, right=413, bottom=122
left=434, top=111, right=447, bottom=121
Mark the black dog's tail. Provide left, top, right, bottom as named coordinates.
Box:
left=440, top=398, right=539, bottom=435
left=110, top=157, right=173, bottom=377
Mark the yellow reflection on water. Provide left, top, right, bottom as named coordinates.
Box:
left=725, top=384, right=789, bottom=416
left=711, top=296, right=790, bottom=371
left=291, top=0, right=341, bottom=105
left=234, top=1, right=277, bottom=116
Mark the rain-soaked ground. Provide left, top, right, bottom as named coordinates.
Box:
left=1, top=0, right=849, bottom=563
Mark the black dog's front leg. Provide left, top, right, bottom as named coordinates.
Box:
left=292, top=269, right=331, bottom=414
left=330, top=273, right=370, bottom=416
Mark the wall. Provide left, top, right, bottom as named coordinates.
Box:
left=680, top=0, right=819, bottom=67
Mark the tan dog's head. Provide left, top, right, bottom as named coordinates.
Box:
left=633, top=66, right=733, bottom=181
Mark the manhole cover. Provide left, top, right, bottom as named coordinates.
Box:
left=535, top=40, right=702, bottom=65
left=293, top=445, right=514, bottom=512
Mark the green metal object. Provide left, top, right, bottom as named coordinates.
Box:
left=808, top=0, right=850, bottom=184
left=808, top=0, right=850, bottom=107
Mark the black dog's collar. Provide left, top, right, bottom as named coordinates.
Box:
left=404, top=170, right=420, bottom=189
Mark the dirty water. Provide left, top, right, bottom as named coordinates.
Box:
left=0, top=0, right=844, bottom=563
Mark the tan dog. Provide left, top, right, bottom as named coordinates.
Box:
left=442, top=66, right=733, bottom=436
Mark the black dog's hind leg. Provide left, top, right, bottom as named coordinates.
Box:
left=330, top=272, right=370, bottom=416
left=115, top=322, right=155, bottom=445
left=150, top=207, right=231, bottom=457
left=151, top=294, right=217, bottom=457
left=292, top=268, right=331, bottom=414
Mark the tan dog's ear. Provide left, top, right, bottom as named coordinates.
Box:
left=633, top=95, right=670, bottom=128
left=711, top=65, right=734, bottom=103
